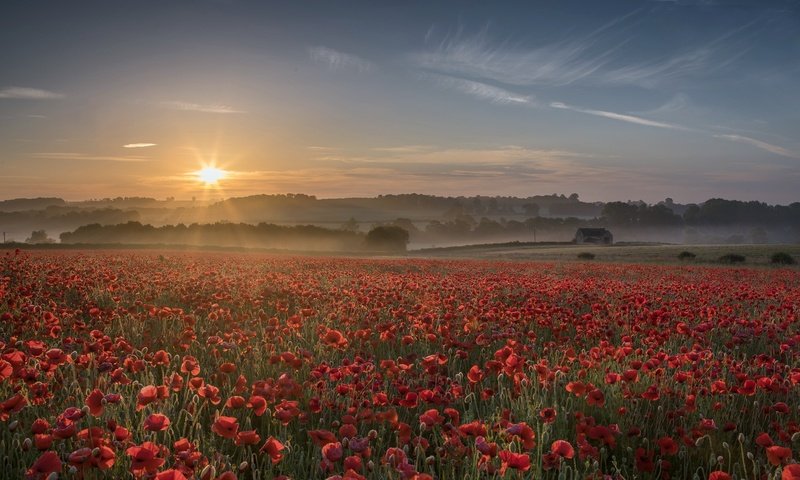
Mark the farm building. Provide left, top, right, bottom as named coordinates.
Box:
left=574, top=228, right=613, bottom=245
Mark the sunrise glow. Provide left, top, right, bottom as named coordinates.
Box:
left=196, top=166, right=226, bottom=185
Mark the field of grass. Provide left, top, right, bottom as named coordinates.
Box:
left=413, top=242, right=800, bottom=266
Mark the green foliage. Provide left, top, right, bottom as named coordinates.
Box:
left=364, top=226, right=410, bottom=252
left=577, top=251, right=596, bottom=260
left=677, top=251, right=696, bottom=260
left=770, top=252, right=797, bottom=265
left=718, top=253, right=746, bottom=264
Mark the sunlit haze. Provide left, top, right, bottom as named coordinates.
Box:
left=1, top=0, right=798, bottom=203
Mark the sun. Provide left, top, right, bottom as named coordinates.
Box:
left=197, top=166, right=226, bottom=185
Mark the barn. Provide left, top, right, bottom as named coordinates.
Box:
left=574, top=228, right=613, bottom=245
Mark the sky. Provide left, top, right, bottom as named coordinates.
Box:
left=1, top=0, right=799, bottom=204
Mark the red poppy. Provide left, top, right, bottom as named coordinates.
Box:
left=25, top=451, right=61, bottom=480
left=709, top=471, right=732, bottom=480
left=156, top=469, right=188, bottom=480
left=247, top=395, right=267, bottom=416
left=235, top=430, right=261, bottom=446
left=261, top=436, right=285, bottom=464
left=1, top=393, right=28, bottom=420
left=211, top=416, right=239, bottom=439
left=782, top=464, right=800, bottom=480
left=126, top=441, right=166, bottom=475
left=180, top=356, right=200, bottom=375
left=767, top=446, right=792, bottom=466
left=506, top=423, right=536, bottom=450
left=85, top=389, right=105, bottom=416
left=144, top=413, right=171, bottom=431
left=551, top=440, right=575, bottom=459
left=322, top=442, right=344, bottom=463
left=498, top=450, right=530, bottom=475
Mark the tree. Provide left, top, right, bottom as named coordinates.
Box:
left=365, top=226, right=409, bottom=252
left=26, top=230, right=54, bottom=244
left=522, top=203, right=540, bottom=217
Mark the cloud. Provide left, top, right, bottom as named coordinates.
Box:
left=308, top=46, right=374, bottom=72
left=714, top=134, right=800, bottom=159
left=550, top=102, right=690, bottom=130
left=123, top=143, right=157, bottom=149
left=424, top=74, right=535, bottom=105
left=411, top=16, right=755, bottom=89
left=161, top=101, right=245, bottom=114
left=0, top=87, right=64, bottom=99
left=31, top=152, right=151, bottom=163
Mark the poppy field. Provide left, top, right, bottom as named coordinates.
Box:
left=1, top=250, right=799, bottom=480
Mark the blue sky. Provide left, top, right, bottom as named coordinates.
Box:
left=1, top=0, right=798, bottom=203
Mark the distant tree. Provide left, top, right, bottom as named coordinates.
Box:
left=26, top=230, right=54, bottom=244
left=365, top=226, right=409, bottom=252
left=601, top=202, right=639, bottom=226
left=522, top=203, right=540, bottom=217
left=340, top=217, right=359, bottom=232
left=568, top=193, right=580, bottom=202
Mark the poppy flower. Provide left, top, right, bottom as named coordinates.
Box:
left=144, top=413, right=171, bottom=431
left=782, top=464, right=800, bottom=480
left=767, top=446, right=792, bottom=466
left=247, top=396, right=267, bottom=416
left=25, top=451, right=61, bottom=480
left=498, top=450, right=530, bottom=475
left=126, top=442, right=166, bottom=475
left=506, top=423, right=536, bottom=450
left=156, top=470, right=188, bottom=480
left=180, top=356, right=200, bottom=375
left=85, top=389, right=105, bottom=416
left=235, top=430, right=261, bottom=446
left=587, top=388, right=605, bottom=407
left=212, top=416, right=239, bottom=439
left=1, top=393, right=28, bottom=420
left=322, top=442, right=344, bottom=463
left=551, top=440, right=575, bottom=459
left=658, top=437, right=679, bottom=456
left=540, top=408, right=557, bottom=424
left=260, top=436, right=285, bottom=464
left=709, top=471, right=732, bottom=480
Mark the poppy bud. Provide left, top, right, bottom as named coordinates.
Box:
left=69, top=465, right=78, bottom=474
left=426, top=455, right=436, bottom=466
left=46, top=473, right=59, bottom=480
left=367, top=460, right=375, bottom=471
left=368, top=430, right=378, bottom=440
left=722, top=442, right=730, bottom=449
left=341, top=437, right=349, bottom=449
left=792, top=432, right=800, bottom=443
left=238, top=461, right=248, bottom=472
left=22, top=438, right=32, bottom=451
left=200, top=465, right=216, bottom=480
left=738, top=433, right=745, bottom=444
left=8, top=420, right=18, bottom=432
left=81, top=406, right=90, bottom=415
left=92, top=447, right=101, bottom=457
left=746, top=452, right=754, bottom=460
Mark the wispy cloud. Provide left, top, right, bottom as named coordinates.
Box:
left=308, top=46, right=374, bottom=72
left=31, top=152, right=151, bottom=163
left=312, top=145, right=593, bottom=167
left=0, top=87, right=64, bottom=100
left=550, top=102, right=690, bottom=130
left=425, top=74, right=535, bottom=105
left=714, top=134, right=799, bottom=159
left=161, top=101, right=245, bottom=114
left=123, top=143, right=157, bottom=149
left=412, top=16, right=755, bottom=89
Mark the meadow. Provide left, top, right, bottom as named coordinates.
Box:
left=1, top=249, right=799, bottom=479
